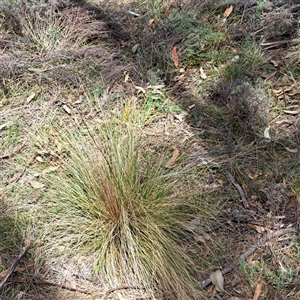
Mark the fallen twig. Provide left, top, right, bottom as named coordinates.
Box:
left=0, top=242, right=32, bottom=291
left=201, top=227, right=297, bottom=288
left=225, top=171, right=249, bottom=208
left=103, top=286, right=144, bottom=300
left=261, top=38, right=300, bottom=48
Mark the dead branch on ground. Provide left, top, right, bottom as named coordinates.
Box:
left=0, top=242, right=32, bottom=291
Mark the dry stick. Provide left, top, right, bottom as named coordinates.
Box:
left=0, top=242, right=32, bottom=291
left=103, top=286, right=143, bottom=300
left=201, top=227, right=298, bottom=288
left=225, top=171, right=249, bottom=208
left=261, top=38, right=300, bottom=47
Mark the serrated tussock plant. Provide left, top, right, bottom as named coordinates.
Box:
left=44, top=122, right=201, bottom=299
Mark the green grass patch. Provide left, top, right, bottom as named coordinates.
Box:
left=222, top=41, right=263, bottom=81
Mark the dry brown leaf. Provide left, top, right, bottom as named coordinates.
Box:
left=208, top=284, right=214, bottom=293
left=120, top=39, right=126, bottom=47
left=148, top=18, right=154, bottom=27
left=26, top=92, right=36, bottom=103
left=147, top=84, right=165, bottom=91
left=247, top=224, right=266, bottom=233
left=148, top=18, right=159, bottom=30
left=165, top=148, right=179, bottom=168
left=0, top=269, right=8, bottom=278
left=200, top=67, right=207, bottom=79
left=131, top=43, right=139, bottom=53
left=171, top=46, right=179, bottom=68
left=270, top=60, right=279, bottom=67
left=248, top=172, right=259, bottom=180
left=174, top=73, right=185, bottom=81
left=0, top=265, right=31, bottom=278
left=29, top=180, right=45, bottom=189
left=210, top=270, right=225, bottom=293
left=72, top=96, right=84, bottom=105
left=135, top=86, right=146, bottom=94
left=287, top=90, right=300, bottom=96
left=283, top=110, right=298, bottom=115
left=62, top=104, right=71, bottom=115
left=124, top=71, right=129, bottom=83
left=253, top=281, right=264, bottom=300
left=36, top=156, right=44, bottom=162
left=264, top=126, right=271, bottom=139
left=224, top=5, right=233, bottom=18
left=287, top=192, right=297, bottom=208
left=193, top=235, right=211, bottom=253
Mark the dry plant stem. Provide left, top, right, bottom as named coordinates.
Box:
left=201, top=227, right=298, bottom=288
left=225, top=171, right=249, bottom=208
left=0, top=242, right=32, bottom=291
left=103, top=286, right=143, bottom=300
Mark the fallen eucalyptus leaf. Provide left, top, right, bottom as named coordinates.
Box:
left=165, top=148, right=179, bottom=168
left=26, top=92, right=36, bottom=103
left=253, top=281, right=264, bottom=300
left=270, top=60, right=279, bottom=67
left=171, top=46, right=179, bottom=68
left=283, top=110, right=298, bottom=115
left=29, top=180, right=45, bottom=189
left=135, top=86, right=146, bottom=94
left=224, top=5, right=233, bottom=18
left=200, top=67, right=207, bottom=79
left=62, top=104, right=71, bottom=115
left=263, top=126, right=271, bottom=140
left=210, top=269, right=225, bottom=293
left=131, top=43, right=139, bottom=53
left=247, top=223, right=266, bottom=233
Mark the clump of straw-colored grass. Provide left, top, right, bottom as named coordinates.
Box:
left=44, top=122, right=200, bottom=299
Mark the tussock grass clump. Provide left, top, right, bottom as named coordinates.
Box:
left=1, top=0, right=105, bottom=53
left=44, top=123, right=200, bottom=299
